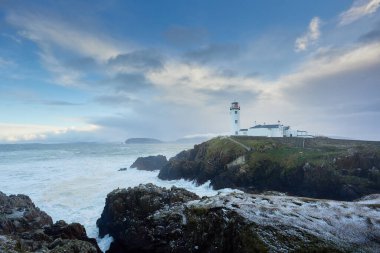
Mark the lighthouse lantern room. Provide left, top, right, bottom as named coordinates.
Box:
left=230, top=102, right=240, bottom=135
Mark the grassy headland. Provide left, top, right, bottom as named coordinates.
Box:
left=159, top=136, right=380, bottom=200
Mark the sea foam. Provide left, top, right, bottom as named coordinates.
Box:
left=0, top=143, right=238, bottom=252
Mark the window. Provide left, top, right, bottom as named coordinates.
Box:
left=235, top=111, right=237, bottom=114
left=235, top=120, right=238, bottom=123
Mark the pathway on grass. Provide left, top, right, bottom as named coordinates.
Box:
left=227, top=137, right=252, bottom=151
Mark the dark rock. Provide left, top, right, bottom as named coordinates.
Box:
left=131, top=155, right=168, bottom=171
left=97, top=183, right=199, bottom=239
left=159, top=138, right=246, bottom=186
left=0, top=191, right=101, bottom=253
left=98, top=184, right=377, bottom=253
left=118, top=168, right=127, bottom=171
left=50, top=239, right=99, bottom=253
left=0, top=192, right=53, bottom=235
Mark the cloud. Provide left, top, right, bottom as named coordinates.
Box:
left=93, top=95, right=134, bottom=106
left=42, top=100, right=82, bottom=106
left=38, top=47, right=84, bottom=87
left=63, top=57, right=100, bottom=72
left=3, top=2, right=380, bottom=141
left=339, top=0, right=380, bottom=26
left=89, top=100, right=227, bottom=141
left=148, top=61, right=263, bottom=92
left=184, top=44, right=241, bottom=63
left=295, top=17, right=321, bottom=52
left=0, top=123, right=99, bottom=143
left=164, top=25, right=208, bottom=47
left=200, top=86, right=260, bottom=107
left=249, top=40, right=380, bottom=139
left=6, top=12, right=124, bottom=61
left=0, top=87, right=83, bottom=106
left=108, top=50, right=164, bottom=72
left=102, top=73, right=154, bottom=93
left=0, top=57, right=15, bottom=68
left=358, top=22, right=380, bottom=42
left=5, top=10, right=129, bottom=87
left=1, top=33, right=22, bottom=44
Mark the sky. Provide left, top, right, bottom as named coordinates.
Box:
left=0, top=0, right=380, bottom=143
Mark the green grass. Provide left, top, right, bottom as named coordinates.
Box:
left=246, top=145, right=345, bottom=170
left=205, top=137, right=247, bottom=160
left=231, top=136, right=279, bottom=152
left=217, top=136, right=366, bottom=170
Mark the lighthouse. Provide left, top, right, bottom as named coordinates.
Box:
left=230, top=101, right=240, bottom=135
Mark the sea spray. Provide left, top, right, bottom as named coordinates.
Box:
left=0, top=142, right=240, bottom=252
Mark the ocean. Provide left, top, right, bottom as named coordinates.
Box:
left=0, top=142, right=235, bottom=251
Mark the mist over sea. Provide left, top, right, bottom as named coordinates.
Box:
left=0, top=142, right=233, bottom=251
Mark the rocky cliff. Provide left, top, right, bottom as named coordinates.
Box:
left=97, top=184, right=380, bottom=253
left=159, top=136, right=380, bottom=200
left=0, top=191, right=101, bottom=253
left=131, top=155, right=168, bottom=171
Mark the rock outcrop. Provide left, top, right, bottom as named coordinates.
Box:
left=131, top=155, right=168, bottom=171
left=159, top=137, right=246, bottom=186
left=159, top=136, right=380, bottom=200
left=0, top=191, right=101, bottom=253
left=96, top=183, right=199, bottom=252
left=97, top=184, right=380, bottom=253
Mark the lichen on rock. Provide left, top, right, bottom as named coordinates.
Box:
left=97, top=184, right=380, bottom=252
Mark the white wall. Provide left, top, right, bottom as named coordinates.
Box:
left=271, top=128, right=283, bottom=137
left=239, top=130, right=248, bottom=135
left=230, top=109, right=240, bottom=135
left=285, top=129, right=297, bottom=137
left=247, top=128, right=271, bottom=137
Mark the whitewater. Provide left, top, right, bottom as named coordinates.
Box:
left=0, top=142, right=236, bottom=251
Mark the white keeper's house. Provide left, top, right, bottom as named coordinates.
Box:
left=229, top=101, right=313, bottom=138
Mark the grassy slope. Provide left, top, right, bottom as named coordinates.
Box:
left=207, top=136, right=380, bottom=200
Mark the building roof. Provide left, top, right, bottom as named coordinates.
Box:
left=250, top=124, right=281, bottom=129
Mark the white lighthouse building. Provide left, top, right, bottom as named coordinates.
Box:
left=230, top=102, right=240, bottom=135
left=229, top=101, right=313, bottom=138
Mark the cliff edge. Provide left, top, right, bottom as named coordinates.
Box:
left=158, top=136, right=380, bottom=200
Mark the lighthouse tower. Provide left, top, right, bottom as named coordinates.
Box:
left=230, top=102, right=240, bottom=135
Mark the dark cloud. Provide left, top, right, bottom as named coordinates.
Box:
left=164, top=25, right=208, bottom=47
left=184, top=44, right=241, bottom=63
left=245, top=71, right=261, bottom=78
left=43, top=100, right=82, bottom=106
left=102, top=73, right=153, bottom=92
left=282, top=62, right=380, bottom=116
left=93, top=95, right=134, bottom=106
left=358, top=22, right=380, bottom=43
left=108, top=50, right=164, bottom=71
left=64, top=57, right=99, bottom=71
left=328, top=100, right=380, bottom=115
